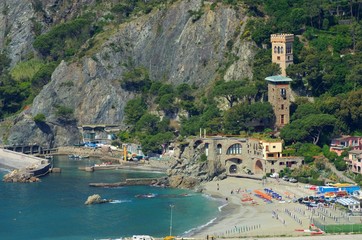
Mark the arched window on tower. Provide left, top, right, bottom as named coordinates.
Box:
left=226, top=144, right=242, bottom=155
left=277, top=46, right=280, bottom=54
left=281, top=47, right=284, bottom=53
left=274, top=46, right=277, bottom=53
left=280, top=88, right=286, bottom=99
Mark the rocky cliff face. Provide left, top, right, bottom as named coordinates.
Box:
left=2, top=0, right=256, bottom=147
left=167, top=139, right=227, bottom=189
left=0, top=0, right=96, bottom=66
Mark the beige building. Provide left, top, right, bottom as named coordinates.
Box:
left=271, top=33, right=294, bottom=76
left=265, top=75, right=293, bottom=128
left=202, top=136, right=303, bottom=176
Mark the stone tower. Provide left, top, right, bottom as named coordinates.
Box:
left=271, top=34, right=294, bottom=76
left=265, top=75, right=292, bottom=129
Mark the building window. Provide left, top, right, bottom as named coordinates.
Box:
left=226, top=144, right=242, bottom=155
left=281, top=104, right=284, bottom=110
left=277, top=56, right=280, bottom=60
left=274, top=46, right=277, bottom=53
left=217, top=144, right=222, bottom=155
left=281, top=46, right=284, bottom=53
left=287, top=56, right=290, bottom=60
left=266, top=145, right=269, bottom=151
left=279, top=162, right=285, bottom=165
left=278, top=46, right=281, bottom=53
left=281, top=115, right=285, bottom=124
left=286, top=43, right=292, bottom=54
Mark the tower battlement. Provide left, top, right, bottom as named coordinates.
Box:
left=270, top=34, right=294, bottom=43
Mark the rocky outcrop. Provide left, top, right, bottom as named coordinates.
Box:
left=3, top=169, right=40, bottom=183
left=84, top=194, right=112, bottom=205
left=166, top=138, right=227, bottom=189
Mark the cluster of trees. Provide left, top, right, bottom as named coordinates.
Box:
left=33, top=13, right=100, bottom=61
left=121, top=66, right=276, bottom=153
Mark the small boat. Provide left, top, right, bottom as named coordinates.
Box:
left=79, top=155, right=89, bottom=159
left=68, top=154, right=80, bottom=159
left=132, top=235, right=154, bottom=240
left=94, top=162, right=113, bottom=167
left=135, top=193, right=156, bottom=198
left=295, top=224, right=325, bottom=235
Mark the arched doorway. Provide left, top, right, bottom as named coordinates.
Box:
left=255, top=160, right=263, bottom=174
left=226, top=158, right=242, bottom=174
left=229, top=164, right=237, bottom=174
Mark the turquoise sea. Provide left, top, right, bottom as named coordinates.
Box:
left=0, top=156, right=222, bottom=240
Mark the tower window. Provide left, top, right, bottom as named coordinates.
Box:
left=277, top=56, right=280, bottom=60
left=280, top=88, right=286, bottom=99
left=281, top=47, right=284, bottom=53
left=277, top=46, right=280, bottom=54
left=281, top=104, right=284, bottom=110
left=281, top=115, right=285, bottom=124
left=274, top=46, right=277, bottom=53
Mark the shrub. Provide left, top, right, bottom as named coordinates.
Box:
left=33, top=113, right=46, bottom=123
left=199, top=153, right=207, bottom=162
left=309, top=179, right=324, bottom=186
left=120, top=67, right=151, bottom=93
left=55, top=105, right=74, bottom=119
left=10, top=59, right=44, bottom=81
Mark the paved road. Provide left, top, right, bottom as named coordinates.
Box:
left=325, top=160, right=355, bottom=184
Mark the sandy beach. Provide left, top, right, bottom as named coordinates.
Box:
left=191, top=177, right=362, bottom=239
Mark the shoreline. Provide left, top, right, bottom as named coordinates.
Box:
left=189, top=177, right=358, bottom=239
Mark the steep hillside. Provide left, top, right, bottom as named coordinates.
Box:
left=0, top=0, right=96, bottom=66
left=1, top=0, right=256, bottom=147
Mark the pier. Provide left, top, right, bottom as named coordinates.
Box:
left=89, top=178, right=161, bottom=187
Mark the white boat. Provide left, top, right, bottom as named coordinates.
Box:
left=132, top=235, right=154, bottom=240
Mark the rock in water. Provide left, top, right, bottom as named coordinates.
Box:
left=84, top=194, right=111, bottom=205
left=3, top=169, right=40, bottom=183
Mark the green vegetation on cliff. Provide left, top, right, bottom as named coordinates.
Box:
left=1, top=0, right=362, bottom=159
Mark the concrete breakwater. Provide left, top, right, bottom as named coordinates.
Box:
left=89, top=177, right=166, bottom=187
left=0, top=148, right=50, bottom=182
left=0, top=148, right=47, bottom=169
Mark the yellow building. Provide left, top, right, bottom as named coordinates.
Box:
left=200, top=137, right=303, bottom=176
